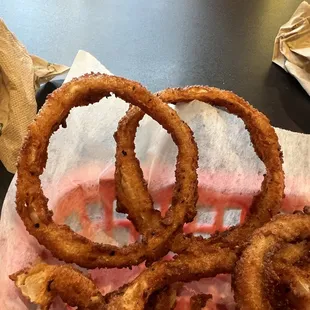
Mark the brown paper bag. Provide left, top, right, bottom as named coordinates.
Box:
left=0, top=19, right=69, bottom=173
left=272, top=1, right=310, bottom=95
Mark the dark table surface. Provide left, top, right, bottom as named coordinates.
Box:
left=1, top=0, right=309, bottom=209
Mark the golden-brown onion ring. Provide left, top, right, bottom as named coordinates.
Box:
left=105, top=247, right=237, bottom=309
left=11, top=248, right=236, bottom=309
left=10, top=263, right=105, bottom=310
left=12, top=242, right=309, bottom=310
left=14, top=83, right=286, bottom=310
left=16, top=73, right=198, bottom=268
left=234, top=212, right=310, bottom=310
left=106, top=86, right=285, bottom=309
left=157, top=86, right=285, bottom=251
left=267, top=241, right=310, bottom=309
left=274, top=265, right=310, bottom=309
left=114, top=106, right=163, bottom=239
left=114, top=86, right=284, bottom=255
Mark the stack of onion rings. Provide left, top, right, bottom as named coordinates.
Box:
left=10, top=73, right=310, bottom=309
left=15, top=73, right=198, bottom=268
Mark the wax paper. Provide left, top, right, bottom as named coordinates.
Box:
left=1, top=50, right=310, bottom=309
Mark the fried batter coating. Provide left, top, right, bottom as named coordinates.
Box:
left=105, top=248, right=237, bottom=309
left=234, top=213, right=310, bottom=310
left=190, top=293, right=212, bottom=310
left=145, top=283, right=182, bottom=310
left=10, top=263, right=105, bottom=310
left=114, top=106, right=163, bottom=239
left=266, top=241, right=310, bottom=309
left=16, top=74, right=198, bottom=269
left=11, top=248, right=235, bottom=309
left=13, top=79, right=289, bottom=310
left=115, top=86, right=284, bottom=256
left=158, top=86, right=284, bottom=251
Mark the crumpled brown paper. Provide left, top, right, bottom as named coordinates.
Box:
left=272, top=1, right=310, bottom=96
left=0, top=19, right=69, bottom=173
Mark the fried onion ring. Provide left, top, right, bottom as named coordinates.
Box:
left=10, top=249, right=236, bottom=309
left=114, top=105, right=163, bottom=239
left=9, top=263, right=105, bottom=310
left=106, top=87, right=285, bottom=308
left=234, top=212, right=310, bottom=310
left=13, top=79, right=288, bottom=310
left=157, top=86, right=285, bottom=251
left=113, top=86, right=284, bottom=257
left=266, top=241, right=310, bottom=309
left=105, top=247, right=237, bottom=309
left=273, top=265, right=310, bottom=309
left=16, top=73, right=198, bottom=268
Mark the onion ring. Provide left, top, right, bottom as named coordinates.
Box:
left=234, top=212, right=310, bottom=310
left=9, top=262, right=105, bottom=310
left=105, top=247, right=237, bottom=309
left=10, top=248, right=236, bottom=309
left=114, top=86, right=284, bottom=254
left=114, top=105, right=163, bottom=239
left=12, top=242, right=310, bottom=310
left=12, top=80, right=288, bottom=310
left=105, top=86, right=285, bottom=308
left=16, top=73, right=198, bottom=268
left=157, top=86, right=285, bottom=251
left=273, top=265, right=310, bottom=309
left=266, top=241, right=310, bottom=309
